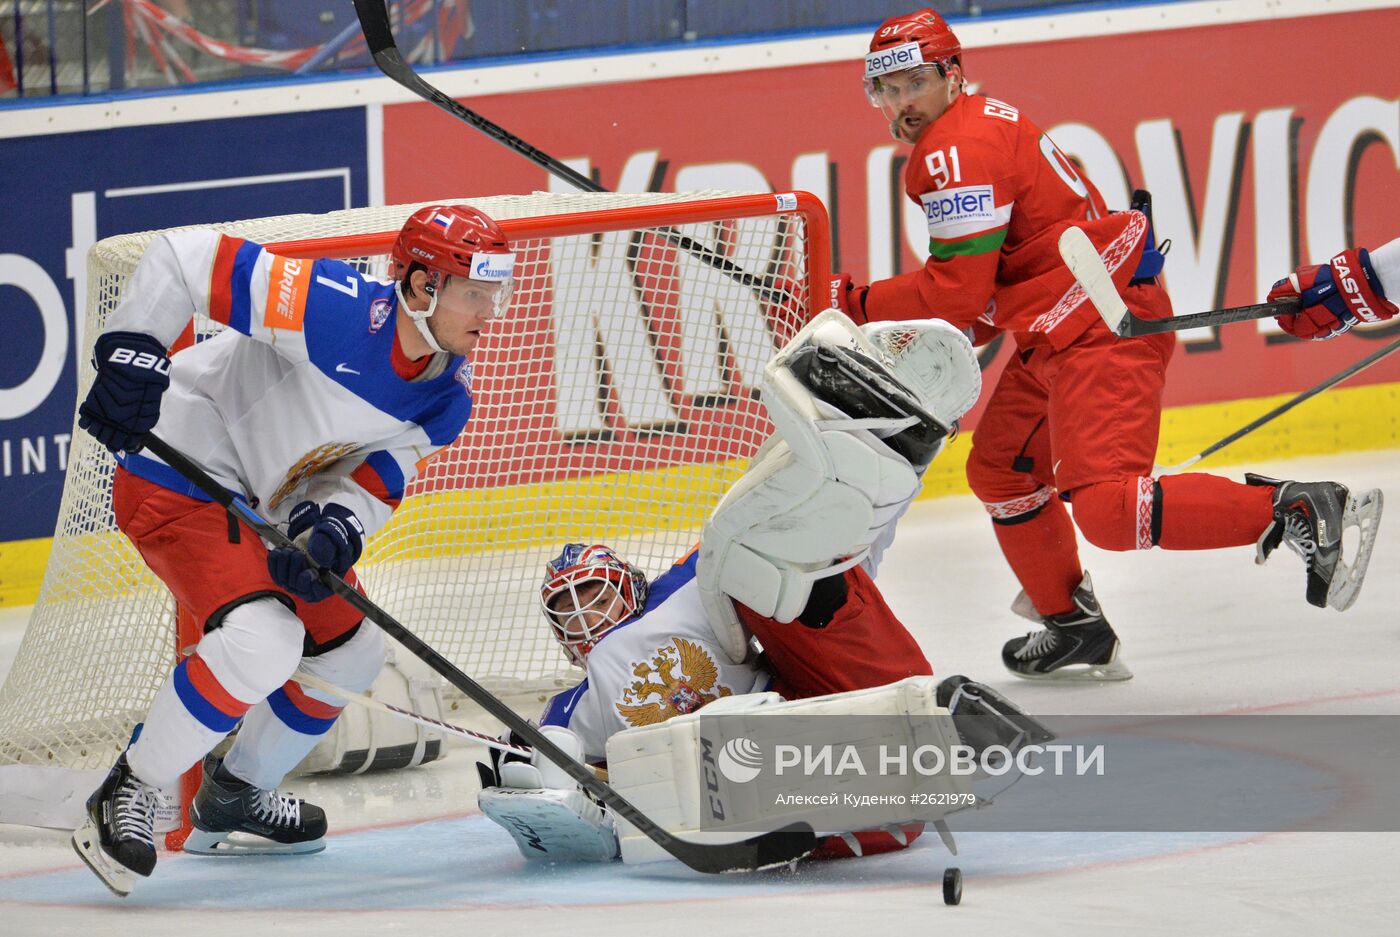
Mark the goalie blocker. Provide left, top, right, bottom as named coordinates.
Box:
left=699, top=310, right=982, bottom=662
left=477, top=675, right=1052, bottom=864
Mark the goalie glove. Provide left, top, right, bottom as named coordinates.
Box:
left=477, top=725, right=619, bottom=863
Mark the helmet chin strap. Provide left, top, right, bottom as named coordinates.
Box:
left=395, top=280, right=447, bottom=355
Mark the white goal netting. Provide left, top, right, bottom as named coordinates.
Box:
left=0, top=190, right=827, bottom=772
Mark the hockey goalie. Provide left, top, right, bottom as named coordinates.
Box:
left=476, top=310, right=1053, bottom=864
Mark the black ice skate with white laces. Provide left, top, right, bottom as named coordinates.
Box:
left=1001, top=572, right=1132, bottom=682
left=184, top=755, right=327, bottom=855
left=1248, top=474, right=1384, bottom=611
left=71, top=753, right=161, bottom=897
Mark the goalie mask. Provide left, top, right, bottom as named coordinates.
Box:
left=390, top=204, right=515, bottom=353
left=540, top=544, right=650, bottom=666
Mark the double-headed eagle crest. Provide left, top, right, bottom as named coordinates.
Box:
left=616, top=637, right=733, bottom=727
left=270, top=442, right=358, bottom=508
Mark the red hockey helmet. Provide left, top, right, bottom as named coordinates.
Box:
left=540, top=543, right=649, bottom=667
left=390, top=205, right=515, bottom=343
left=865, top=9, right=961, bottom=99
left=867, top=8, right=961, bottom=73
left=389, top=204, right=514, bottom=285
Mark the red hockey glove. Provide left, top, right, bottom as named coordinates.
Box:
left=1269, top=247, right=1397, bottom=341
left=966, top=317, right=999, bottom=347
left=830, top=273, right=870, bottom=324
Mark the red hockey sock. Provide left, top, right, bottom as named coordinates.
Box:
left=1155, top=473, right=1276, bottom=549
left=991, top=498, right=1084, bottom=617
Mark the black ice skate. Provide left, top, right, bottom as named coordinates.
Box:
left=1248, top=474, right=1384, bottom=611
left=184, top=755, right=327, bottom=856
left=71, top=753, right=161, bottom=897
left=1002, top=572, right=1132, bottom=682
left=936, top=674, right=1056, bottom=762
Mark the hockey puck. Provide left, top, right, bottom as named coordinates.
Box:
left=942, top=867, right=962, bottom=905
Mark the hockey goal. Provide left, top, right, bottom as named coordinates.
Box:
left=0, top=190, right=830, bottom=780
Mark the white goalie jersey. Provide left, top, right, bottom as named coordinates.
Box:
left=539, top=552, right=772, bottom=763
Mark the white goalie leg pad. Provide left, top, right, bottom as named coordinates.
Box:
left=478, top=726, right=619, bottom=863
left=700, top=434, right=883, bottom=634
left=605, top=678, right=973, bottom=865
left=296, top=646, right=446, bottom=777
left=699, top=311, right=945, bottom=654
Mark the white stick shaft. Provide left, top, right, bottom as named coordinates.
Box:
left=292, top=671, right=532, bottom=757
left=1156, top=453, right=1203, bottom=476
left=1058, top=226, right=1130, bottom=332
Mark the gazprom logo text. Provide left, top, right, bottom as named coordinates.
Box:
left=470, top=251, right=515, bottom=282
left=864, top=41, right=924, bottom=78
left=922, top=185, right=996, bottom=229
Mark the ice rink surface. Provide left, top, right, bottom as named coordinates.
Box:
left=2, top=448, right=1397, bottom=936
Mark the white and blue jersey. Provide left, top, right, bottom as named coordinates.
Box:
left=105, top=229, right=472, bottom=536
left=541, top=552, right=771, bottom=762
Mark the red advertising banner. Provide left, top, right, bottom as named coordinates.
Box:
left=383, top=7, right=1400, bottom=430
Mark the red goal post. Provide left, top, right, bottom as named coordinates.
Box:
left=0, top=191, right=831, bottom=807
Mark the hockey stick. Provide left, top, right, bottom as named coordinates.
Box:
left=1157, top=334, right=1400, bottom=474
left=349, top=0, right=796, bottom=305
left=290, top=670, right=532, bottom=757
left=351, top=0, right=596, bottom=193
left=1059, top=227, right=1301, bottom=337
left=142, top=435, right=816, bottom=873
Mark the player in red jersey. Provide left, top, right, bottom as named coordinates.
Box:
left=833, top=9, right=1384, bottom=682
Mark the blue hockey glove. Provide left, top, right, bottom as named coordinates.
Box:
left=268, top=501, right=365, bottom=603
left=77, top=331, right=171, bottom=453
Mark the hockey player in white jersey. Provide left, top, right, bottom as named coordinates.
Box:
left=479, top=312, right=1052, bottom=864
left=71, top=204, right=515, bottom=897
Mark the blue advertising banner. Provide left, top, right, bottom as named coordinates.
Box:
left=0, top=108, right=369, bottom=543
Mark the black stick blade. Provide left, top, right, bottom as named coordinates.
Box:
left=672, top=823, right=819, bottom=874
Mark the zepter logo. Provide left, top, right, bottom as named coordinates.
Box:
left=864, top=41, right=925, bottom=79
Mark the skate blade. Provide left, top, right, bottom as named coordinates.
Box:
left=71, top=819, right=138, bottom=897
left=1328, top=488, right=1383, bottom=612
left=183, top=828, right=326, bottom=856
left=1008, top=657, right=1134, bottom=684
